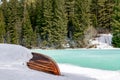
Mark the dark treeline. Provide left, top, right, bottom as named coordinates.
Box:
left=0, top=0, right=120, bottom=48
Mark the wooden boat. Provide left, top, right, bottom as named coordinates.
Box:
left=27, top=52, right=61, bottom=75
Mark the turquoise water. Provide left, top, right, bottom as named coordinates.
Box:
left=32, top=49, right=120, bottom=71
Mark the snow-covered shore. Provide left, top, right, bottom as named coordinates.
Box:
left=0, top=44, right=120, bottom=80
left=59, top=64, right=120, bottom=80
left=0, top=63, right=120, bottom=80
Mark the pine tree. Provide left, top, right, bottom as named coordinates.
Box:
left=26, top=0, right=37, bottom=47
left=1, top=0, right=9, bottom=43
left=104, top=0, right=114, bottom=31
left=112, top=0, right=120, bottom=47
left=36, top=0, right=67, bottom=48
left=91, top=0, right=114, bottom=33
left=49, top=0, right=67, bottom=48
left=90, top=0, right=98, bottom=28
left=35, top=0, right=51, bottom=47
left=21, top=0, right=34, bottom=48
left=1, top=0, right=8, bottom=24
left=71, top=0, right=91, bottom=47
left=65, top=0, right=75, bottom=39
left=4, top=0, right=20, bottom=44
left=0, top=7, right=5, bottom=43
left=27, top=1, right=36, bottom=31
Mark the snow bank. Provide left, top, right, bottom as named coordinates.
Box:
left=0, top=44, right=32, bottom=66
left=59, top=64, right=120, bottom=80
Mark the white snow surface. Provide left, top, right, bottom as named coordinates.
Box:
left=0, top=44, right=120, bottom=80
left=0, top=44, right=32, bottom=65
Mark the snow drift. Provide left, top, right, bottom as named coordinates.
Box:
left=0, top=44, right=32, bottom=66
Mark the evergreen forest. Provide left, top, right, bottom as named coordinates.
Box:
left=0, top=0, right=120, bottom=48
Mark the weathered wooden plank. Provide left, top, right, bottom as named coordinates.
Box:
left=27, top=62, right=54, bottom=72
left=27, top=61, right=53, bottom=70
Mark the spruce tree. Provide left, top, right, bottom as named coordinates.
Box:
left=49, top=0, right=67, bottom=48
left=91, top=0, right=114, bottom=33
left=0, top=7, right=5, bottom=43
left=36, top=0, right=67, bottom=48
left=1, top=0, right=8, bottom=25
left=112, top=0, right=120, bottom=47
left=1, top=0, right=9, bottom=43
left=4, top=0, right=20, bottom=44
left=27, top=1, right=36, bottom=31
left=35, top=0, right=51, bottom=47
left=104, top=0, right=114, bottom=31
left=65, top=0, right=90, bottom=47
left=21, top=0, right=34, bottom=48
left=90, top=0, right=98, bottom=28
left=26, top=0, right=37, bottom=47
left=65, top=0, right=75, bottom=39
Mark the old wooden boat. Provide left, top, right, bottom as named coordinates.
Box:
left=27, top=52, right=61, bottom=75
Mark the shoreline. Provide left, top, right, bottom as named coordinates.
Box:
left=31, top=46, right=120, bottom=50
left=59, top=64, right=120, bottom=80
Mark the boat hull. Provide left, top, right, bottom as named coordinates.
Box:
left=27, top=52, right=61, bottom=75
